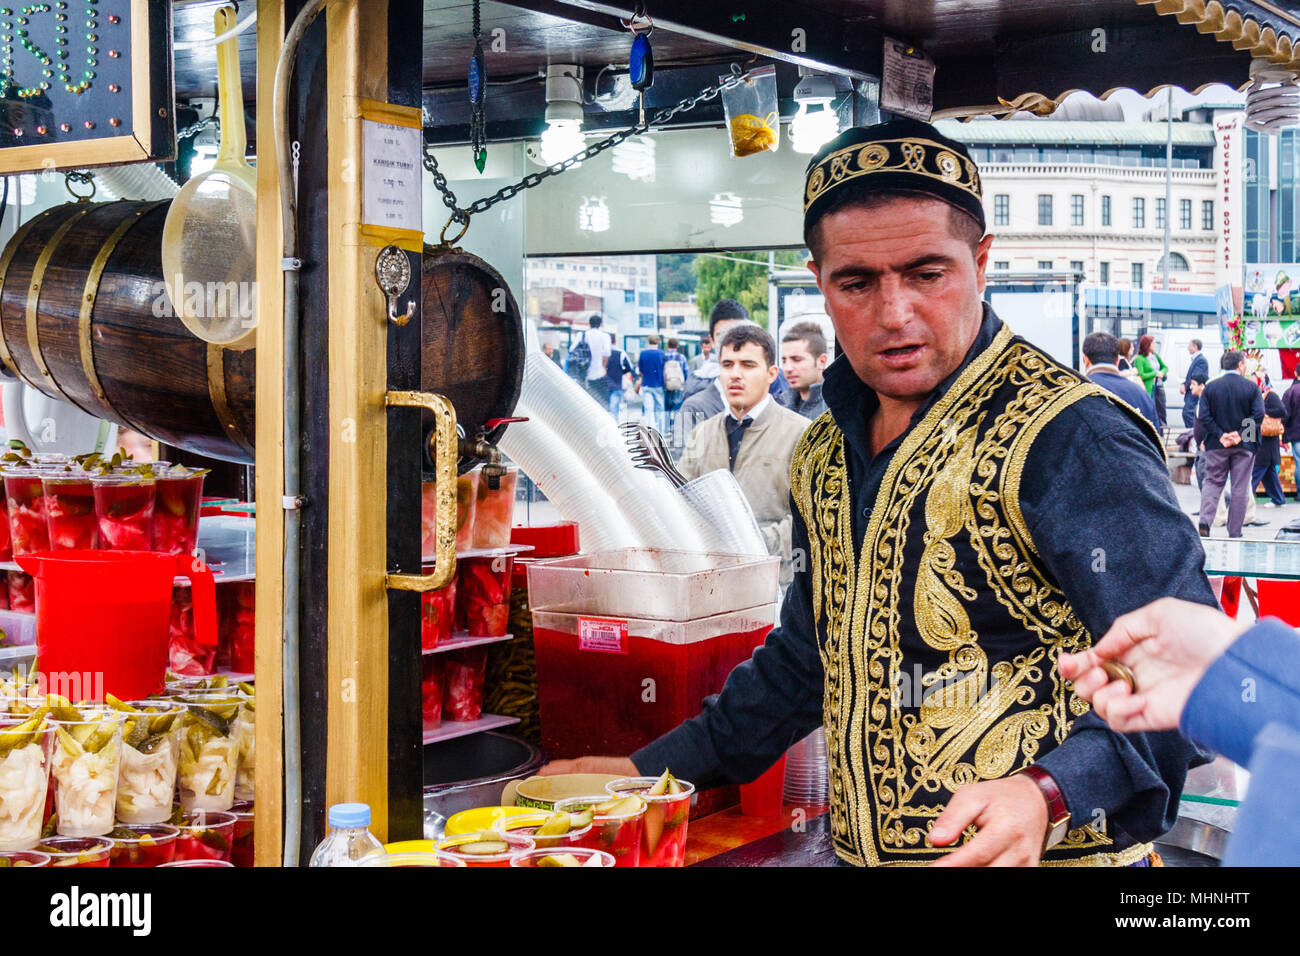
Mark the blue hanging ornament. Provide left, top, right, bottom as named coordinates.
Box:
left=468, top=0, right=487, bottom=173
left=629, top=31, right=653, bottom=91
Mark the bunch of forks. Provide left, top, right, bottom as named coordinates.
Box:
left=619, top=421, right=688, bottom=488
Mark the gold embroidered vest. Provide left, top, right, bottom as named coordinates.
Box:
left=791, top=326, right=1161, bottom=866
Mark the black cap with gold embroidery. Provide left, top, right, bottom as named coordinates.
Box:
left=803, top=118, right=984, bottom=235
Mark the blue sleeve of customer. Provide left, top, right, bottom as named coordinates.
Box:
left=1222, top=723, right=1300, bottom=866
left=1180, top=617, right=1300, bottom=767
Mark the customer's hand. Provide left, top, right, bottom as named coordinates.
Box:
left=537, top=756, right=640, bottom=777
left=928, top=775, right=1048, bottom=867
left=1059, top=597, right=1248, bottom=733
left=1179, top=383, right=1187, bottom=395
left=1221, top=431, right=1242, bottom=447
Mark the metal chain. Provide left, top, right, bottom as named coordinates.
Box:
left=177, top=115, right=219, bottom=141
left=423, top=63, right=746, bottom=226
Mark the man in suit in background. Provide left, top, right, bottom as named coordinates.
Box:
left=1181, top=339, right=1210, bottom=429
left=1198, top=350, right=1265, bottom=539
left=1082, top=332, right=1159, bottom=434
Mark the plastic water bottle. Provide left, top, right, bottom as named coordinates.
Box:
left=308, top=803, right=386, bottom=867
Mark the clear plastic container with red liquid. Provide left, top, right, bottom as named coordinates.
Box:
left=168, top=586, right=217, bottom=676
left=457, top=553, right=513, bottom=637
left=421, top=656, right=444, bottom=728
left=218, top=582, right=256, bottom=674
left=0, top=849, right=50, bottom=866
left=41, top=473, right=97, bottom=551
left=606, top=775, right=696, bottom=867
left=6, top=571, right=32, bottom=613
left=442, top=647, right=486, bottom=722
left=553, top=795, right=646, bottom=868
left=494, top=811, right=594, bottom=851
left=35, top=836, right=112, bottom=867
left=151, top=466, right=206, bottom=555
left=172, top=809, right=237, bottom=862
left=91, top=473, right=155, bottom=550
left=434, top=829, right=533, bottom=866
left=106, top=824, right=180, bottom=867
left=422, top=472, right=478, bottom=557
left=420, top=579, right=456, bottom=650
left=4, top=467, right=50, bottom=556
left=531, top=605, right=775, bottom=759
left=471, top=466, right=516, bottom=549
left=230, top=800, right=254, bottom=867
left=509, top=847, right=616, bottom=867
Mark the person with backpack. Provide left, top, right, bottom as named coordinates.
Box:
left=605, top=345, right=636, bottom=420
left=566, top=314, right=612, bottom=405
left=637, top=334, right=670, bottom=431
left=663, top=337, right=689, bottom=428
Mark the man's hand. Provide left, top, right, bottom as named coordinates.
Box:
left=927, top=775, right=1048, bottom=867
left=1221, top=431, right=1242, bottom=447
left=1059, top=597, right=1247, bottom=733
left=1179, top=383, right=1186, bottom=395
left=537, top=756, right=640, bottom=777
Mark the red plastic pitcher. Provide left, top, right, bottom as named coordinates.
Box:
left=17, top=550, right=217, bottom=701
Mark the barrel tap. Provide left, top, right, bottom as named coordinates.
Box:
left=452, top=416, right=527, bottom=489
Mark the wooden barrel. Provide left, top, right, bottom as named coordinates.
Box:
left=0, top=200, right=256, bottom=462
left=0, top=203, right=525, bottom=465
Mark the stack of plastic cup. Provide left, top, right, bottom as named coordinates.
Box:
left=782, top=729, right=830, bottom=811
left=677, top=470, right=769, bottom=557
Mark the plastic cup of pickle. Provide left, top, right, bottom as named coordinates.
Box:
left=509, top=847, right=616, bottom=868
left=48, top=708, right=126, bottom=837
left=114, top=701, right=187, bottom=825
left=173, top=692, right=243, bottom=812
left=0, top=849, right=51, bottom=867
left=35, top=836, right=113, bottom=867
left=0, top=718, right=55, bottom=851
left=106, top=823, right=181, bottom=868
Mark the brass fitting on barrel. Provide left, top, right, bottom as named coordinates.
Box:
left=449, top=416, right=527, bottom=489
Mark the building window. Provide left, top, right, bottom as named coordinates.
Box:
left=1133, top=197, right=1146, bottom=229
left=993, top=260, right=1010, bottom=272
left=1202, top=199, right=1214, bottom=231
left=1100, top=262, right=1110, bottom=285
left=1157, top=252, right=1191, bottom=272
left=624, top=289, right=635, bottom=303
left=1101, top=195, right=1112, bottom=226
left=1037, top=195, right=1053, bottom=226
left=1155, top=198, right=1167, bottom=230
left=1037, top=260, right=1053, bottom=271
left=1069, top=260, right=1085, bottom=276
left=1131, top=262, right=1144, bottom=288
left=1071, top=194, right=1084, bottom=226
left=994, top=194, right=1009, bottom=226
left=1180, top=199, right=1192, bottom=230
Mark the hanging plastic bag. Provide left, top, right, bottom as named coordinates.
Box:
left=721, top=65, right=779, bottom=158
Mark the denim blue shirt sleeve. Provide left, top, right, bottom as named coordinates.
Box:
left=1011, top=395, right=1217, bottom=841
left=631, top=493, right=824, bottom=786
left=1222, top=722, right=1300, bottom=866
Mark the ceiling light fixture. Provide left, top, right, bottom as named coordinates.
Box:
left=541, top=64, right=586, bottom=165
left=790, top=68, right=839, bottom=154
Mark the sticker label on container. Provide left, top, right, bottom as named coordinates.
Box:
left=578, top=617, right=629, bottom=654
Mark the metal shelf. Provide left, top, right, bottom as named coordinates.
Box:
left=423, top=713, right=519, bottom=745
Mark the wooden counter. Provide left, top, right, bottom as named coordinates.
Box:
left=685, top=805, right=832, bottom=866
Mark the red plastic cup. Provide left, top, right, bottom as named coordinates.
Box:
left=739, top=754, right=787, bottom=817
left=35, top=836, right=112, bottom=867
left=442, top=647, right=486, bottom=722
left=41, top=474, right=96, bottom=551
left=151, top=470, right=205, bottom=555
left=457, top=554, right=513, bottom=637
left=90, top=473, right=155, bottom=550
left=173, top=809, right=237, bottom=862
left=421, top=656, right=444, bottom=728
left=420, top=580, right=455, bottom=651
left=107, top=824, right=180, bottom=867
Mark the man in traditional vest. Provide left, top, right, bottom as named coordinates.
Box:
left=541, top=119, right=1216, bottom=866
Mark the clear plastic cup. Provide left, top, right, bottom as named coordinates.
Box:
left=494, top=810, right=594, bottom=851
left=457, top=555, right=513, bottom=637
left=472, top=466, right=517, bottom=549
left=151, top=467, right=206, bottom=555
left=357, top=850, right=467, bottom=867
left=421, top=580, right=456, bottom=650
left=0, top=719, right=54, bottom=850
left=48, top=709, right=126, bottom=837
left=4, top=467, right=50, bottom=555
left=158, top=858, right=234, bottom=867
left=5, top=571, right=32, bottom=613
left=115, top=702, right=186, bottom=824
left=106, top=823, right=180, bottom=867
left=35, top=835, right=113, bottom=867
left=173, top=809, right=237, bottom=862
left=0, top=478, right=11, bottom=561
left=509, top=847, right=616, bottom=867
left=90, top=473, right=156, bottom=550
left=0, top=849, right=50, bottom=866
left=434, top=829, right=534, bottom=867
left=456, top=471, right=478, bottom=552
left=442, top=647, right=487, bottom=722
left=173, top=692, right=243, bottom=812
left=553, top=794, right=647, bottom=868
left=605, top=775, right=697, bottom=867
left=41, top=473, right=97, bottom=551
left=230, top=800, right=254, bottom=867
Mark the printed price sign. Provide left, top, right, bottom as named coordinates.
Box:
left=578, top=617, right=629, bottom=654
left=362, top=118, right=422, bottom=233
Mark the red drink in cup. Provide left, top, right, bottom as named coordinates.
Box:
left=606, top=772, right=696, bottom=867
left=230, top=800, right=254, bottom=867
left=421, top=657, right=444, bottom=728
left=471, top=466, right=516, bottom=549
left=442, top=648, right=487, bottom=722
left=42, top=474, right=97, bottom=550
left=168, top=586, right=216, bottom=676
left=553, top=794, right=647, bottom=868
left=107, top=824, right=180, bottom=867
left=421, top=580, right=455, bottom=650
left=434, top=829, right=533, bottom=866
left=0, top=479, right=12, bottom=560
left=35, top=836, right=112, bottom=867
left=4, top=468, right=50, bottom=555
left=172, top=809, right=237, bottom=862
left=0, top=849, right=50, bottom=866
left=5, top=571, right=32, bottom=612
left=457, top=555, right=512, bottom=637
left=509, top=847, right=616, bottom=867
left=152, top=466, right=206, bottom=555
left=91, top=474, right=156, bottom=550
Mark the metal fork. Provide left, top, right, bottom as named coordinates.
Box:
left=620, top=421, right=688, bottom=488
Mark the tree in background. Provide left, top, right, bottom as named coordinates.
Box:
left=694, top=250, right=806, bottom=329
left=656, top=253, right=697, bottom=301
